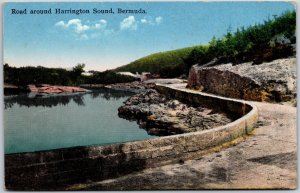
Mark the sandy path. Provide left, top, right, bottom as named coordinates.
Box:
left=68, top=101, right=296, bottom=190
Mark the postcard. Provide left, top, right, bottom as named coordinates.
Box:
left=3, top=1, right=297, bottom=190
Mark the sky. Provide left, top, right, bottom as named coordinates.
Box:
left=3, top=2, right=295, bottom=71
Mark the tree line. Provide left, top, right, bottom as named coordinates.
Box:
left=4, top=63, right=136, bottom=87
left=186, top=10, right=295, bottom=67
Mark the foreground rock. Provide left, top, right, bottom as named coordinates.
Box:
left=27, top=84, right=88, bottom=94
left=118, top=89, right=232, bottom=136
left=188, top=57, right=296, bottom=104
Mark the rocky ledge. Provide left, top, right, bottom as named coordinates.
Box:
left=118, top=89, right=232, bottom=136
left=27, top=84, right=88, bottom=94
left=188, top=57, right=296, bottom=104
left=106, top=81, right=156, bottom=93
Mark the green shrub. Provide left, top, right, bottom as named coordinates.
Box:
left=86, top=70, right=137, bottom=84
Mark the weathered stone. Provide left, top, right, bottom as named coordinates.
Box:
left=105, top=81, right=156, bottom=93
left=187, top=57, right=296, bottom=103
left=118, top=89, right=232, bottom=135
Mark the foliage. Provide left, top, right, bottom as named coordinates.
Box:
left=115, top=10, right=296, bottom=77
left=115, top=47, right=195, bottom=76
left=200, top=10, right=296, bottom=65
left=85, top=70, right=136, bottom=84
left=4, top=64, right=73, bottom=86
left=4, top=64, right=136, bottom=86
left=70, top=63, right=85, bottom=85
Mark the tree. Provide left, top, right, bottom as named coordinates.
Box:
left=70, top=63, right=85, bottom=85
left=72, top=63, right=85, bottom=76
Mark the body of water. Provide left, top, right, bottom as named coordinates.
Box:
left=4, top=89, right=155, bottom=154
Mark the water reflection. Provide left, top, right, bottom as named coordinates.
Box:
left=90, top=89, right=135, bottom=100
left=4, top=88, right=135, bottom=109
left=4, top=88, right=154, bottom=154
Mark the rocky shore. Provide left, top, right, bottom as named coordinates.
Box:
left=118, top=89, right=232, bottom=136
left=106, top=81, right=156, bottom=93
left=28, top=84, right=88, bottom=94
left=79, top=81, right=156, bottom=93
left=4, top=84, right=90, bottom=95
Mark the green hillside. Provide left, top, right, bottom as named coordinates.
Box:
left=115, top=10, right=296, bottom=78
left=115, top=46, right=198, bottom=76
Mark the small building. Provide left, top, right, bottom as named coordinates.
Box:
left=117, top=72, right=141, bottom=80
left=82, top=72, right=93, bottom=76
left=140, top=72, right=151, bottom=81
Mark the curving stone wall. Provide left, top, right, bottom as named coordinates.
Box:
left=5, top=85, right=258, bottom=190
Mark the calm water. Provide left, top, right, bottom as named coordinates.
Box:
left=4, top=89, right=155, bottom=154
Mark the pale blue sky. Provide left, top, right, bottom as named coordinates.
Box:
left=3, top=2, right=295, bottom=71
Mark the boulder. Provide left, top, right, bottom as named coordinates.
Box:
left=187, top=57, right=296, bottom=102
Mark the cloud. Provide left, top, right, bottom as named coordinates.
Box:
left=55, top=16, right=162, bottom=40
left=120, top=16, right=137, bottom=30
left=93, top=19, right=107, bottom=29
left=140, top=16, right=163, bottom=25
left=55, top=19, right=90, bottom=34
left=55, top=21, right=66, bottom=28
left=55, top=19, right=111, bottom=40
left=155, top=16, right=163, bottom=24
left=141, top=18, right=147, bottom=24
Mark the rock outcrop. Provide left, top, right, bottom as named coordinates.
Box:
left=118, top=89, right=232, bottom=136
left=27, top=84, right=88, bottom=94
left=187, top=57, right=296, bottom=103
left=105, top=81, right=156, bottom=93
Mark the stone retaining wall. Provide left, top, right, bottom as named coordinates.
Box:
left=187, top=58, right=296, bottom=102
left=188, top=67, right=264, bottom=101
left=5, top=85, right=258, bottom=190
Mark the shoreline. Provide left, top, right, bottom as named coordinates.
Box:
left=118, top=88, right=233, bottom=136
